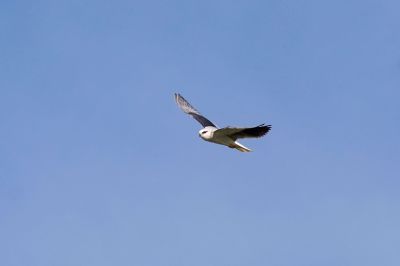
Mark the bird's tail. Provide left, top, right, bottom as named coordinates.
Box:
left=233, top=142, right=252, bottom=152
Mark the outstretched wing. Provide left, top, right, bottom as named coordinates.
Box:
left=214, top=124, right=271, bottom=140
left=175, top=93, right=216, bottom=127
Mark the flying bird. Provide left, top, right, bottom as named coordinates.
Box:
left=174, top=93, right=271, bottom=152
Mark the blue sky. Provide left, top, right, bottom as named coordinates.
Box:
left=1, top=0, right=400, bottom=265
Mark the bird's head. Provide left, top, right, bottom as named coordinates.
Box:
left=198, top=127, right=214, bottom=140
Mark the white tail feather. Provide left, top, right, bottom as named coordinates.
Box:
left=233, top=142, right=252, bottom=152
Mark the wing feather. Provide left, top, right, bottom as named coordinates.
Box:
left=175, top=93, right=216, bottom=127
left=214, top=124, right=271, bottom=140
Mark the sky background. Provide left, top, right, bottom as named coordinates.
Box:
left=1, top=0, right=400, bottom=265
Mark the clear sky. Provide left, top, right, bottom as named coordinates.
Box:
left=1, top=0, right=400, bottom=265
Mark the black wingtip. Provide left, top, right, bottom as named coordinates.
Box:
left=174, top=93, right=181, bottom=103
left=239, top=124, right=272, bottom=138
left=264, top=124, right=272, bottom=131
left=258, top=124, right=272, bottom=136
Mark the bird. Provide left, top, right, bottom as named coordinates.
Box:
left=174, top=93, right=271, bottom=152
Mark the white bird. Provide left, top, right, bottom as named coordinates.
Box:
left=174, top=93, right=271, bottom=152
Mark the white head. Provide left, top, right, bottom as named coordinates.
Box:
left=198, top=126, right=215, bottom=140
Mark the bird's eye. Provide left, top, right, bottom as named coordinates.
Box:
left=201, top=131, right=207, bottom=134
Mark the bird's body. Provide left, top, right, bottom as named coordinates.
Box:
left=198, top=126, right=252, bottom=152
left=174, top=93, right=271, bottom=152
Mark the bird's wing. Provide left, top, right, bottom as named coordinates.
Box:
left=175, top=93, right=216, bottom=127
left=214, top=124, right=271, bottom=140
